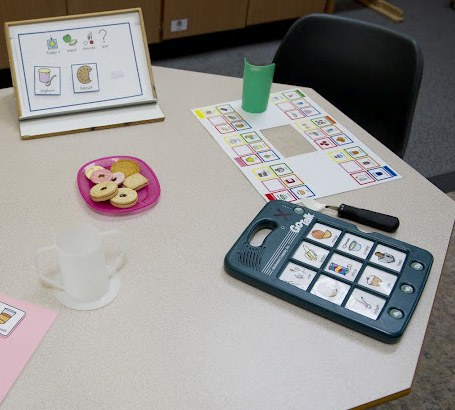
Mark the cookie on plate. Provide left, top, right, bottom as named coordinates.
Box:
left=84, top=165, right=104, bottom=180
left=110, top=187, right=138, bottom=208
left=123, top=173, right=148, bottom=191
left=110, top=159, right=140, bottom=178
left=90, top=181, right=118, bottom=202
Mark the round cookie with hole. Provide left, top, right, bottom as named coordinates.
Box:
left=90, top=181, right=118, bottom=202
left=110, top=187, right=138, bottom=208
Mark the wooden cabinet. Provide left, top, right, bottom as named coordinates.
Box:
left=246, top=0, right=328, bottom=26
left=66, top=0, right=161, bottom=44
left=162, top=0, right=249, bottom=40
left=1, top=0, right=67, bottom=68
left=0, top=0, right=334, bottom=69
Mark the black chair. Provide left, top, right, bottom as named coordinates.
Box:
left=273, top=14, right=423, bottom=158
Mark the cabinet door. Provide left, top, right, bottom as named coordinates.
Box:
left=162, top=0, right=249, bottom=40
left=66, top=0, right=161, bottom=44
left=246, top=0, right=328, bottom=26
left=1, top=0, right=67, bottom=69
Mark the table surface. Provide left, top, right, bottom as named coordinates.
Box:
left=1, top=66, right=454, bottom=410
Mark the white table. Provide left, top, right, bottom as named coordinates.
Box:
left=1, top=66, right=454, bottom=410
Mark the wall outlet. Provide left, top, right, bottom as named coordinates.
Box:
left=170, top=18, right=188, bottom=32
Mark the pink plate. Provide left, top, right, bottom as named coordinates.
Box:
left=77, top=156, right=160, bottom=214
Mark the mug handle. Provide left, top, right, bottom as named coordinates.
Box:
left=101, top=229, right=125, bottom=277
left=35, top=245, right=65, bottom=290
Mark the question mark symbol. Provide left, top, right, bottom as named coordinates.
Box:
left=99, top=29, right=107, bottom=42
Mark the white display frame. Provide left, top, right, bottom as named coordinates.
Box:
left=5, top=9, right=163, bottom=139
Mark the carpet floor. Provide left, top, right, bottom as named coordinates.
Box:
left=372, top=192, right=455, bottom=409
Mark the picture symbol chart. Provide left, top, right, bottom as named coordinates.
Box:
left=192, top=89, right=401, bottom=202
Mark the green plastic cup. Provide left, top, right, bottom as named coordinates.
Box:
left=242, top=58, right=276, bottom=113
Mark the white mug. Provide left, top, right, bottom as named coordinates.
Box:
left=36, top=224, right=124, bottom=308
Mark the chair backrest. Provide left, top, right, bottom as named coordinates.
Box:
left=273, top=14, right=423, bottom=158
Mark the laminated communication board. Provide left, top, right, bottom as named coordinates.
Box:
left=5, top=8, right=164, bottom=139
left=193, top=89, right=401, bottom=201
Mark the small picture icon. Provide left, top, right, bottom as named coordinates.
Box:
left=0, top=308, right=15, bottom=324
left=47, top=37, right=58, bottom=49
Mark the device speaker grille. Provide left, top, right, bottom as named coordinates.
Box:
left=236, top=243, right=264, bottom=271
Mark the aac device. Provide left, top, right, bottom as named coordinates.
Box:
left=224, top=201, right=433, bottom=343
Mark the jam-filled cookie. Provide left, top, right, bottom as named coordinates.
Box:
left=110, top=187, right=138, bottom=208
left=90, top=181, right=118, bottom=202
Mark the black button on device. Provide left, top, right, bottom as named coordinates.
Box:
left=389, top=308, right=404, bottom=319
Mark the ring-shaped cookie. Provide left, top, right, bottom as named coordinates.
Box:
left=90, top=168, right=112, bottom=184
left=111, top=172, right=125, bottom=186
left=110, top=187, right=138, bottom=208
left=85, top=165, right=104, bottom=179
left=90, top=181, right=118, bottom=202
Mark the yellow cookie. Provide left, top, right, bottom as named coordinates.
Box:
left=77, top=65, right=92, bottom=84
left=110, top=187, right=138, bottom=208
left=123, top=173, right=148, bottom=191
left=90, top=181, right=118, bottom=202
left=110, top=159, right=140, bottom=178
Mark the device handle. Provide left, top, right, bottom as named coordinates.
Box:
left=35, top=245, right=65, bottom=290
left=101, top=229, right=125, bottom=277
left=338, top=204, right=400, bottom=233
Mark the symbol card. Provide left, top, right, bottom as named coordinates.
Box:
left=358, top=266, right=397, bottom=296
left=293, top=98, right=310, bottom=108
left=216, top=104, right=234, bottom=114
left=310, top=275, right=350, bottom=306
left=0, top=302, right=26, bottom=337
left=337, top=233, right=374, bottom=258
left=280, top=263, right=317, bottom=291
left=224, top=113, right=243, bottom=122
left=370, top=244, right=406, bottom=272
left=253, top=167, right=275, bottom=180
left=290, top=185, right=315, bottom=199
left=346, top=289, right=386, bottom=320
left=225, top=135, right=245, bottom=146
left=270, top=190, right=297, bottom=202
left=271, top=94, right=286, bottom=103
left=241, top=131, right=262, bottom=143
left=270, top=163, right=292, bottom=176
left=312, top=117, right=332, bottom=127
left=72, top=63, right=100, bottom=93
left=283, top=91, right=301, bottom=100
left=301, top=107, right=320, bottom=116
left=286, top=110, right=305, bottom=120
left=34, top=66, right=61, bottom=95
left=292, top=241, right=330, bottom=268
left=324, top=253, right=362, bottom=281
left=351, top=171, right=375, bottom=185
left=307, top=223, right=341, bottom=246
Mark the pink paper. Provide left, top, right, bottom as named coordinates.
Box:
left=0, top=293, right=57, bottom=404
